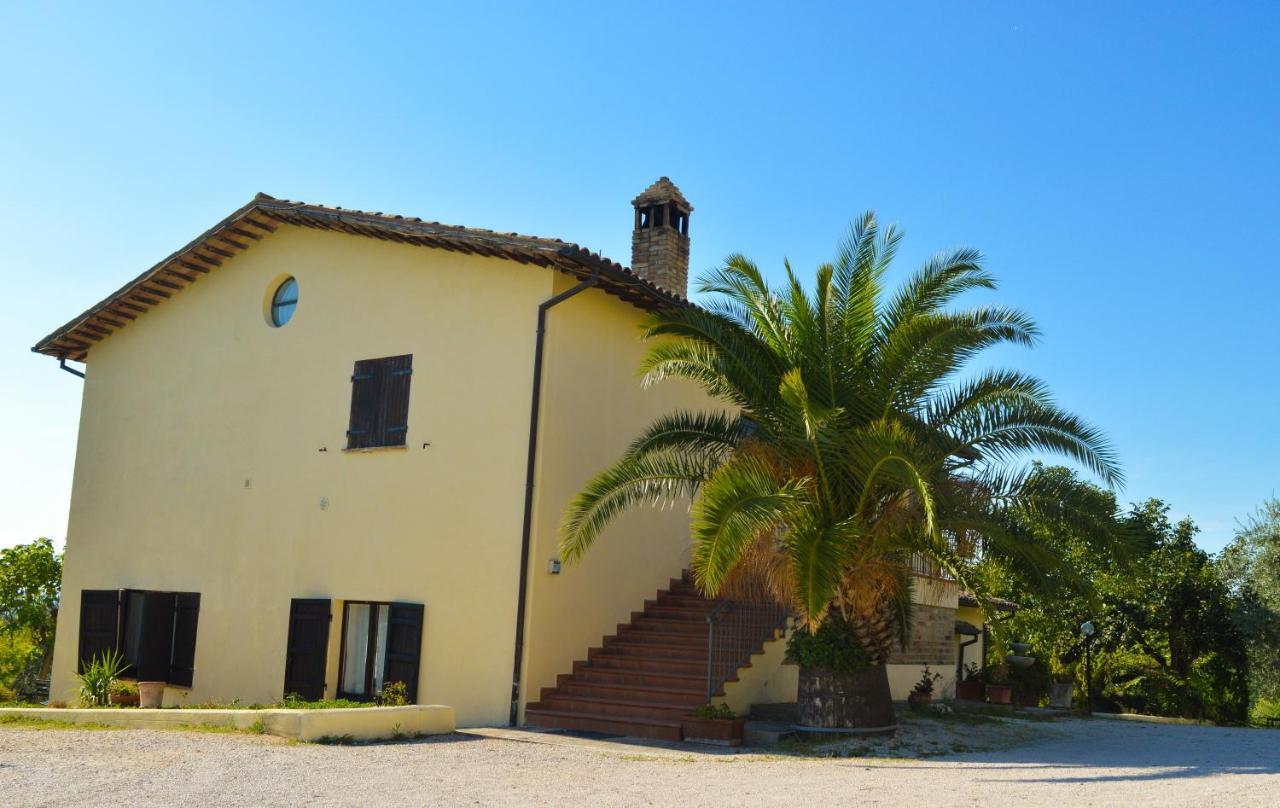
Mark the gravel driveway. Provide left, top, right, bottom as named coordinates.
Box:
left=2, top=715, right=1276, bottom=806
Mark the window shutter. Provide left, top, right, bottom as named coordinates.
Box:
left=78, top=590, right=122, bottom=673
left=383, top=602, right=424, bottom=703
left=346, top=360, right=382, bottom=449
left=378, top=355, right=413, bottom=447
left=284, top=598, right=331, bottom=701
left=168, top=593, right=201, bottom=687
left=136, top=591, right=176, bottom=681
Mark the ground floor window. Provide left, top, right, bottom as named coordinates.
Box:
left=78, top=588, right=201, bottom=687
left=336, top=600, right=424, bottom=702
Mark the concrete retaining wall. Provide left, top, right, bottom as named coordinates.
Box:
left=0, top=704, right=455, bottom=741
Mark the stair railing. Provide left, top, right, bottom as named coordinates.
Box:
left=705, top=599, right=790, bottom=700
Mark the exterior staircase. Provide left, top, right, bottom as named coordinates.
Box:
left=524, top=571, right=783, bottom=741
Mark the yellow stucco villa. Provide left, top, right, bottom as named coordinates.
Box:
left=35, top=179, right=997, bottom=737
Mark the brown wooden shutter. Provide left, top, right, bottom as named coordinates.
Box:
left=283, top=598, right=331, bottom=701
left=346, top=360, right=382, bottom=449
left=136, top=591, right=176, bottom=681
left=383, top=602, right=424, bottom=703
left=78, top=590, right=121, bottom=673
left=346, top=355, right=413, bottom=449
left=168, top=593, right=201, bottom=687
left=379, top=355, right=413, bottom=447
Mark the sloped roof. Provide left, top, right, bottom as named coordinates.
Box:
left=33, top=193, right=686, bottom=361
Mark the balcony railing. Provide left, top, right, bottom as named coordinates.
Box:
left=909, top=553, right=955, bottom=581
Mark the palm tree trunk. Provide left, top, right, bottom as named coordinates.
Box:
left=796, top=663, right=896, bottom=729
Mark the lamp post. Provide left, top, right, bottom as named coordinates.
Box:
left=1080, top=620, right=1096, bottom=716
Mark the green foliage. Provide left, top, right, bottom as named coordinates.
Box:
left=1006, top=658, right=1051, bottom=702
left=786, top=614, right=872, bottom=675
left=0, top=539, right=61, bottom=698
left=0, top=628, right=41, bottom=702
left=1218, top=499, right=1280, bottom=708
left=0, top=539, right=62, bottom=647
left=76, top=649, right=126, bottom=707
left=691, top=702, right=737, bottom=720
left=109, top=680, right=138, bottom=697
left=280, top=693, right=375, bottom=710
left=911, top=666, right=942, bottom=696
left=981, top=493, right=1250, bottom=724
left=378, top=681, right=409, bottom=707
left=561, top=217, right=1120, bottom=665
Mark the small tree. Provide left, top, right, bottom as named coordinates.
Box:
left=0, top=538, right=63, bottom=678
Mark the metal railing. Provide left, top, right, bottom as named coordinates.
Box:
left=909, top=553, right=955, bottom=581
left=705, top=600, right=790, bottom=699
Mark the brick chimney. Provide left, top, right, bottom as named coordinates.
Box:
left=631, top=177, right=692, bottom=296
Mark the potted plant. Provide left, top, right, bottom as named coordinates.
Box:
left=986, top=663, right=1013, bottom=705
left=138, top=681, right=166, bottom=708
left=956, top=663, right=985, bottom=701
left=681, top=703, right=746, bottom=746
left=907, top=666, right=943, bottom=710
left=109, top=681, right=140, bottom=706
left=76, top=649, right=126, bottom=707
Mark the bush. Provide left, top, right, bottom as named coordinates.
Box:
left=76, top=650, right=126, bottom=707
left=1007, top=658, right=1051, bottom=703
left=785, top=615, right=871, bottom=675
left=691, top=703, right=737, bottom=720
left=377, top=681, right=409, bottom=707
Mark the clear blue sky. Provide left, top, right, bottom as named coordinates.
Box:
left=2, top=2, right=1277, bottom=553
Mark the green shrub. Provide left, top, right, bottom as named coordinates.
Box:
left=76, top=650, right=126, bottom=707
left=1007, top=658, right=1051, bottom=703
left=785, top=615, right=871, bottom=675
left=691, top=703, right=737, bottom=720
left=378, top=681, right=409, bottom=707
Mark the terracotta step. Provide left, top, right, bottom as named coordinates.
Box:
left=629, top=617, right=707, bottom=635
left=642, top=604, right=716, bottom=620
left=601, top=637, right=707, bottom=659
left=537, top=693, right=692, bottom=721
left=524, top=707, right=682, bottom=741
left=614, top=626, right=706, bottom=646
left=582, top=652, right=708, bottom=675
left=573, top=666, right=710, bottom=691
left=559, top=681, right=707, bottom=705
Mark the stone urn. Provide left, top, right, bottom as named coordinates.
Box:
left=796, top=665, right=896, bottom=731
left=137, top=681, right=165, bottom=708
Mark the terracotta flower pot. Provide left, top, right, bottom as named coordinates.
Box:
left=907, top=692, right=932, bottom=711
left=986, top=684, right=1013, bottom=705
left=137, top=681, right=166, bottom=708
left=956, top=680, right=985, bottom=701
left=681, top=717, right=746, bottom=746
left=109, top=692, right=140, bottom=706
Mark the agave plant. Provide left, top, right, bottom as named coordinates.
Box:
left=560, top=212, right=1121, bottom=724
left=77, top=649, right=127, bottom=707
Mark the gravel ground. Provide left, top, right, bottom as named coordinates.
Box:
left=1, top=713, right=1277, bottom=807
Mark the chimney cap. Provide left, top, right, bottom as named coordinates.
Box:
left=631, top=176, right=693, bottom=212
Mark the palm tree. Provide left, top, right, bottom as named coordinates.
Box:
left=559, top=213, right=1122, bottom=727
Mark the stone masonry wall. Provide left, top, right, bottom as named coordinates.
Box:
left=886, top=603, right=955, bottom=666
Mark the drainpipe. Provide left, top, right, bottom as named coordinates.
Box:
left=59, top=358, right=86, bottom=379
left=509, top=274, right=597, bottom=727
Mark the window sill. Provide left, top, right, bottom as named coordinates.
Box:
left=342, top=445, right=408, bottom=455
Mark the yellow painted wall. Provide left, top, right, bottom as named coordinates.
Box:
left=50, top=225, right=562, bottom=725
left=717, top=627, right=798, bottom=714
left=518, top=274, right=716, bottom=719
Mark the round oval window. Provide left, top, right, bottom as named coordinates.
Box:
left=270, top=277, right=298, bottom=327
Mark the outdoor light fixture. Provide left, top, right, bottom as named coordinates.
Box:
left=1080, top=619, right=1097, bottom=715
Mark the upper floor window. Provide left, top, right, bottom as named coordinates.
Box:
left=270, top=277, right=299, bottom=327
left=346, top=354, right=413, bottom=449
